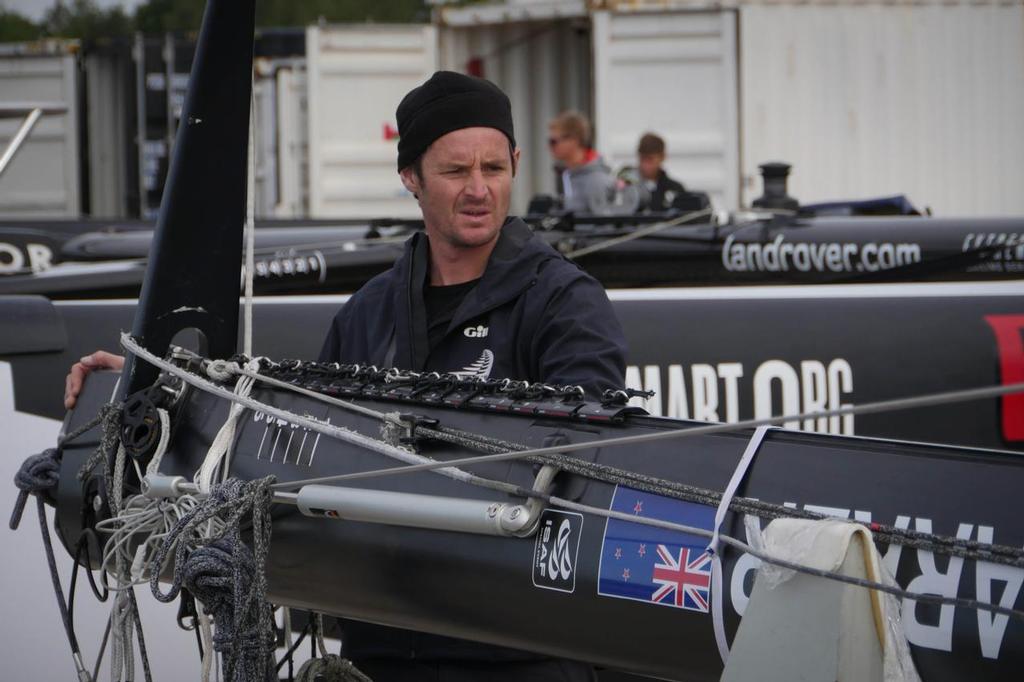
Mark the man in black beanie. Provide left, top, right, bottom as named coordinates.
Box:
left=318, top=71, right=627, bottom=680
left=64, top=71, right=626, bottom=682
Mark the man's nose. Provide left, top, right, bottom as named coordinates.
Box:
left=464, top=168, right=487, bottom=198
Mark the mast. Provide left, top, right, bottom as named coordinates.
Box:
left=121, top=0, right=255, bottom=395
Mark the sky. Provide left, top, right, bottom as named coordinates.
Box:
left=2, top=0, right=144, bottom=22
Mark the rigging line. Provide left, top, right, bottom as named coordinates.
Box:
left=415, top=424, right=1024, bottom=565
left=271, top=379, right=1024, bottom=491
left=149, top=352, right=1024, bottom=563
left=564, top=207, right=712, bottom=259
left=120, top=334, right=524, bottom=498
left=547, top=495, right=1024, bottom=622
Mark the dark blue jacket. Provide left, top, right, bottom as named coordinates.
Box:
left=317, top=218, right=626, bottom=662
left=320, top=217, right=626, bottom=396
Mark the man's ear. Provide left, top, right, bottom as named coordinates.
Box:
left=399, top=167, right=421, bottom=199
left=512, top=147, right=521, bottom=177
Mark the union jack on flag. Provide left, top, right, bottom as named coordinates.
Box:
left=651, top=544, right=712, bottom=612
left=597, top=486, right=716, bottom=612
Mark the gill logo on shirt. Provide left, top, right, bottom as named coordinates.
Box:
left=463, top=324, right=489, bottom=338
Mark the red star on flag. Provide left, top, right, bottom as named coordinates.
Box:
left=623, top=568, right=631, bottom=581
left=638, top=544, right=647, bottom=557
left=633, top=500, right=643, bottom=514
left=614, top=547, right=622, bottom=560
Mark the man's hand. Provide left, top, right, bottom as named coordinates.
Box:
left=64, top=351, right=125, bottom=409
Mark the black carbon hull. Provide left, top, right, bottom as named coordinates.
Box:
left=58, top=371, right=1024, bottom=681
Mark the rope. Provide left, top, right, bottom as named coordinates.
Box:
left=295, top=654, right=373, bottom=682
left=94, top=493, right=211, bottom=587
left=149, top=476, right=277, bottom=682
left=183, top=539, right=274, bottom=682
left=121, top=333, right=525, bottom=498
left=218, top=360, right=398, bottom=424
left=194, top=367, right=256, bottom=493
left=145, top=408, right=172, bottom=476
left=564, top=207, right=713, bottom=259
left=271, top=379, right=1024, bottom=492
left=76, top=402, right=124, bottom=484
left=417, top=424, right=1024, bottom=567
left=123, top=339, right=1024, bottom=565
left=10, top=448, right=61, bottom=530
left=547, top=495, right=1024, bottom=622
left=11, top=448, right=93, bottom=680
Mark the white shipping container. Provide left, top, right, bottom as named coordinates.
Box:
left=438, top=14, right=593, bottom=213
left=254, top=57, right=310, bottom=218
left=592, top=8, right=739, bottom=210
left=306, top=24, right=438, bottom=218
left=0, top=47, right=80, bottom=218
left=739, top=1, right=1024, bottom=216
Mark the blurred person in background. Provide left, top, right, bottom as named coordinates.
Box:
left=636, top=132, right=710, bottom=213
left=548, top=111, right=614, bottom=213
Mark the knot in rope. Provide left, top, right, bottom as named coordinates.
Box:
left=77, top=402, right=124, bottom=482
left=183, top=538, right=274, bottom=679
left=10, top=448, right=61, bottom=530
left=295, top=654, right=373, bottom=682
left=149, top=475, right=276, bottom=681
left=206, top=359, right=236, bottom=382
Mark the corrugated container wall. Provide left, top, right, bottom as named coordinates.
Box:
left=306, top=25, right=437, bottom=218
left=740, top=1, right=1024, bottom=216
left=438, top=18, right=593, bottom=214
left=254, top=57, right=310, bottom=218
left=84, top=43, right=135, bottom=218
left=592, top=8, right=739, bottom=211
left=0, top=48, right=80, bottom=217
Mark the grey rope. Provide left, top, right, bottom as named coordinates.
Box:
left=215, top=360, right=394, bottom=424
left=10, top=448, right=61, bottom=531
left=271, top=379, right=1024, bottom=492
left=121, top=333, right=523, bottom=497
left=564, top=207, right=713, bottom=259
left=102, top=401, right=153, bottom=682
left=77, top=402, right=123, bottom=487
left=150, top=476, right=276, bottom=682
left=549, top=495, right=1024, bottom=622
left=418, top=425, right=1024, bottom=567
left=11, top=448, right=93, bottom=680
left=295, top=655, right=373, bottom=682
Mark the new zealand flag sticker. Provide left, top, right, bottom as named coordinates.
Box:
left=597, top=486, right=715, bottom=612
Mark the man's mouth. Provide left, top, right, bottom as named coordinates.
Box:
left=459, top=208, right=491, bottom=218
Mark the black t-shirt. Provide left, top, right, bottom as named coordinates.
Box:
left=424, top=278, right=480, bottom=353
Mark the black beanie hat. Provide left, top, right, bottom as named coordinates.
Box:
left=396, top=71, right=516, bottom=171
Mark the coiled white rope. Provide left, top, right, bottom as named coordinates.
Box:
left=194, top=365, right=257, bottom=493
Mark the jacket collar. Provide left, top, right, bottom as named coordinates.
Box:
left=391, top=217, right=553, bottom=369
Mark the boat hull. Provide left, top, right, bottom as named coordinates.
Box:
left=59, top=371, right=1024, bottom=681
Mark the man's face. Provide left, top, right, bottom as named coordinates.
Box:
left=548, top=125, right=580, bottom=164
left=638, top=152, right=664, bottom=181
left=400, top=127, right=518, bottom=250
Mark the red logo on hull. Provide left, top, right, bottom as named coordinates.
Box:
left=984, top=314, right=1024, bottom=441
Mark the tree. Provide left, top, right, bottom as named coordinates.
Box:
left=133, top=0, right=429, bottom=32
left=133, top=0, right=205, bottom=34
left=0, top=10, right=42, bottom=42
left=41, top=0, right=132, bottom=40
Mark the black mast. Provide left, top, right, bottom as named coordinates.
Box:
left=121, top=0, right=256, bottom=395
